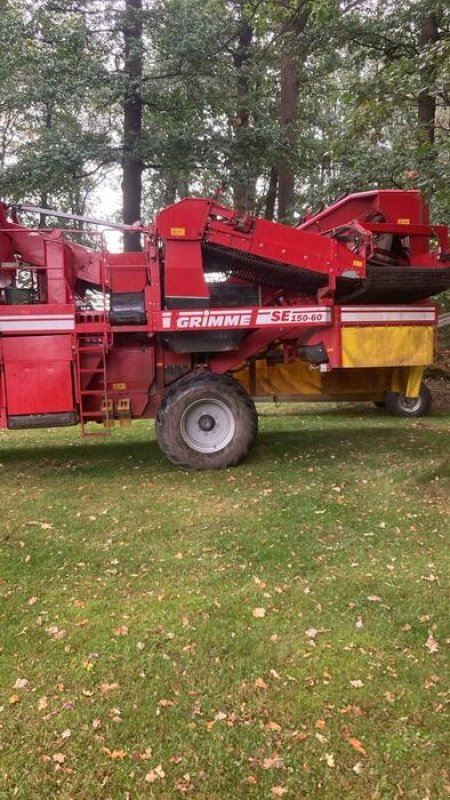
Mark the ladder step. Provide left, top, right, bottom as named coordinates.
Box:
left=81, top=411, right=110, bottom=418
left=78, top=349, right=104, bottom=355
left=79, top=368, right=105, bottom=374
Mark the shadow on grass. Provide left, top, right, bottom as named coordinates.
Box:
left=0, top=420, right=446, bottom=477
left=258, top=402, right=382, bottom=418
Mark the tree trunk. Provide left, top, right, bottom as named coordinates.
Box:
left=264, top=167, right=278, bottom=220
left=277, top=2, right=311, bottom=223
left=417, top=12, right=438, bottom=147
left=122, top=0, right=144, bottom=251
left=39, top=105, right=53, bottom=228
left=233, top=8, right=254, bottom=213
left=278, top=47, right=297, bottom=221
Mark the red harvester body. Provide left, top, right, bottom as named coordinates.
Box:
left=0, top=189, right=448, bottom=468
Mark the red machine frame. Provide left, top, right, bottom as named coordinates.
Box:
left=0, top=188, right=448, bottom=467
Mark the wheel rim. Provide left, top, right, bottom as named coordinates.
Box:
left=180, top=398, right=235, bottom=453
left=398, top=394, right=422, bottom=413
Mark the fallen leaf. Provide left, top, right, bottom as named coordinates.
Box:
left=175, top=773, right=193, bottom=792
left=145, top=765, right=165, bottom=782
left=425, top=633, right=439, bottom=654
left=252, top=607, right=266, bottom=618
left=263, top=754, right=284, bottom=769
left=350, top=680, right=364, bottom=688
left=60, top=729, right=71, bottom=740
left=325, top=752, right=335, bottom=767
left=46, top=626, right=66, bottom=640
left=53, top=753, right=65, bottom=764
left=99, top=682, right=119, bottom=693
left=265, top=721, right=282, bottom=731
left=9, top=695, right=20, bottom=705
left=158, top=698, right=174, bottom=708
left=37, top=697, right=48, bottom=711
left=347, top=737, right=367, bottom=756
left=28, top=596, right=38, bottom=606
left=271, top=787, right=288, bottom=797
left=113, top=625, right=129, bottom=636
left=13, top=678, right=29, bottom=690
left=315, top=719, right=326, bottom=729
left=110, top=750, right=127, bottom=760
left=305, top=627, right=318, bottom=639
left=254, top=677, right=268, bottom=690
left=353, top=762, right=364, bottom=775
left=270, top=669, right=281, bottom=680
left=292, top=731, right=307, bottom=741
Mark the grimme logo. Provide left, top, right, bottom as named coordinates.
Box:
left=176, top=311, right=252, bottom=329
left=170, top=307, right=326, bottom=330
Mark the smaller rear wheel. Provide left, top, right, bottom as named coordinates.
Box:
left=385, top=383, right=432, bottom=418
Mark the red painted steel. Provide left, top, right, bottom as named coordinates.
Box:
left=0, top=189, right=448, bottom=437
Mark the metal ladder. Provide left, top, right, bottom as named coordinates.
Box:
left=76, top=333, right=111, bottom=436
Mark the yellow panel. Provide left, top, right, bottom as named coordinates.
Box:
left=235, top=359, right=322, bottom=396
left=322, top=367, right=392, bottom=394
left=342, top=326, right=434, bottom=368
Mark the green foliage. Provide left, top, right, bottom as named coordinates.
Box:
left=0, top=0, right=448, bottom=221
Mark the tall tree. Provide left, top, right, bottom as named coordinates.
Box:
left=121, top=0, right=144, bottom=250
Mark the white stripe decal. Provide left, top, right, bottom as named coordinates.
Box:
left=341, top=305, right=433, bottom=312
left=341, top=311, right=435, bottom=323
left=0, top=320, right=75, bottom=331
left=0, top=314, right=74, bottom=322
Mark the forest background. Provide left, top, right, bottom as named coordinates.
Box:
left=0, top=0, right=449, bottom=254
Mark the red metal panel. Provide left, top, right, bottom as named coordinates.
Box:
left=164, top=240, right=209, bottom=301
left=4, top=361, right=74, bottom=414
left=107, top=251, right=148, bottom=292
left=2, top=334, right=73, bottom=361
left=2, top=334, right=74, bottom=415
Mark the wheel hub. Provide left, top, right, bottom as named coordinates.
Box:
left=180, top=398, right=235, bottom=453
left=399, top=394, right=422, bottom=413
left=198, top=413, right=216, bottom=432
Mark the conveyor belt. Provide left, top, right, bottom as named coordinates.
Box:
left=202, top=243, right=328, bottom=294
left=202, top=243, right=450, bottom=304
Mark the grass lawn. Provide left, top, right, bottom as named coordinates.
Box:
left=0, top=403, right=449, bottom=799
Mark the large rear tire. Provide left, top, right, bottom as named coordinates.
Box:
left=156, top=373, right=258, bottom=470
left=385, top=383, right=432, bottom=418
